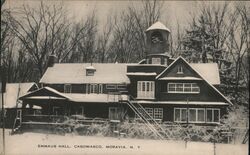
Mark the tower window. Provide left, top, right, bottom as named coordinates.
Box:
left=151, top=31, right=163, bottom=43
left=152, top=58, right=161, bottom=65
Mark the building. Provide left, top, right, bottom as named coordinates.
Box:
left=1, top=83, right=39, bottom=128
left=19, top=22, right=232, bottom=126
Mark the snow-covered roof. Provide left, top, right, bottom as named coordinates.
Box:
left=3, top=83, right=38, bottom=108
left=146, top=21, right=170, bottom=32
left=20, top=86, right=128, bottom=103
left=40, top=63, right=130, bottom=84
left=19, top=86, right=73, bottom=101
left=132, top=101, right=228, bottom=105
left=85, top=65, right=96, bottom=70
left=159, top=77, right=202, bottom=80
left=156, top=57, right=220, bottom=85
left=190, top=63, right=220, bottom=85
left=126, top=72, right=157, bottom=76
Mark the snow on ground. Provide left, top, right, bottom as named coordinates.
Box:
left=0, top=129, right=248, bottom=155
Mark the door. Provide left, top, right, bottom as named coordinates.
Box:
left=109, top=107, right=123, bottom=120
left=137, top=81, right=155, bottom=99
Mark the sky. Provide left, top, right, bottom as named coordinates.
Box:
left=2, top=0, right=241, bottom=42
left=3, top=0, right=199, bottom=31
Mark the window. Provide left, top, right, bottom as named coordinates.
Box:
left=86, top=66, right=96, bottom=76
left=154, top=108, right=163, bottom=119
left=145, top=108, right=154, bottom=118
left=137, top=81, right=155, bottom=99
left=152, top=58, right=161, bottom=65
left=86, top=70, right=95, bottom=76
left=177, top=66, right=183, bottom=74
left=86, top=84, right=103, bottom=94
left=175, top=108, right=206, bottom=123
left=117, top=84, right=126, bottom=90
left=189, top=108, right=205, bottom=123
left=206, top=109, right=220, bottom=123
left=135, top=108, right=163, bottom=120
left=164, top=58, right=168, bottom=66
left=168, top=83, right=200, bottom=93
left=64, top=84, right=72, bottom=93
left=106, top=84, right=116, bottom=89
left=109, top=107, right=122, bottom=120
left=151, top=31, right=163, bottom=43
left=174, top=108, right=187, bottom=122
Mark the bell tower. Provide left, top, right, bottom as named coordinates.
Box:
left=145, top=21, right=170, bottom=55
left=144, top=21, right=172, bottom=66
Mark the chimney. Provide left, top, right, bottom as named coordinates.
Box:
left=47, top=55, right=57, bottom=68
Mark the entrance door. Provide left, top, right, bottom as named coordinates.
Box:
left=109, top=107, right=123, bottom=120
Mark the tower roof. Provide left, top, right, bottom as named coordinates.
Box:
left=146, top=21, right=170, bottom=32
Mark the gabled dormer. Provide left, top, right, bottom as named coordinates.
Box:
left=86, top=65, right=96, bottom=76
left=156, top=56, right=232, bottom=105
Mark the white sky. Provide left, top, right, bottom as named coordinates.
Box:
left=3, top=0, right=240, bottom=41
left=4, top=0, right=198, bottom=30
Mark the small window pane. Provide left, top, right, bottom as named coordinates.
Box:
left=169, top=84, right=175, bottom=91
left=198, top=109, right=205, bottom=122
left=146, top=82, right=150, bottom=91
left=152, top=58, right=161, bottom=64
left=189, top=109, right=196, bottom=122
left=138, top=82, right=141, bottom=91
left=176, top=84, right=183, bottom=92
left=142, top=83, right=145, bottom=91
left=154, top=108, right=163, bottom=119
left=214, top=110, right=219, bottom=122
left=164, top=58, right=168, bottom=65
left=175, top=109, right=180, bottom=122
left=181, top=109, right=187, bottom=122
left=206, top=109, right=213, bottom=122
left=145, top=108, right=153, bottom=118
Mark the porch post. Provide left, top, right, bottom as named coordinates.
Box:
left=186, top=98, right=189, bottom=125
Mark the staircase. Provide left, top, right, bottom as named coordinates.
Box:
left=12, top=84, right=22, bottom=134
left=118, top=94, right=172, bottom=140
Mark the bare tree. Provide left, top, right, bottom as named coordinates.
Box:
left=108, top=0, right=163, bottom=63
left=96, top=15, right=113, bottom=63
left=8, top=2, right=71, bottom=77
left=226, top=3, right=249, bottom=89
left=68, top=11, right=98, bottom=63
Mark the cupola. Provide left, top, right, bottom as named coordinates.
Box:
left=145, top=21, right=170, bottom=55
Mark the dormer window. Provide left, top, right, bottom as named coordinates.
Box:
left=177, top=66, right=183, bottom=74
left=152, top=58, right=161, bottom=65
left=86, top=66, right=96, bottom=76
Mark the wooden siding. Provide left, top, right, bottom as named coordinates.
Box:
left=42, top=84, right=127, bottom=94
left=127, top=65, right=166, bottom=74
